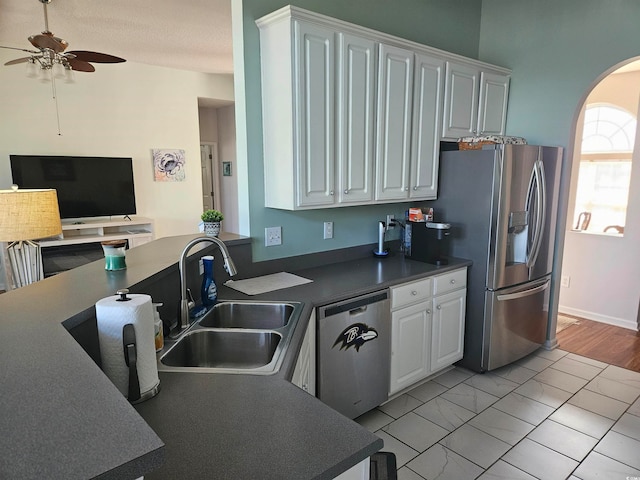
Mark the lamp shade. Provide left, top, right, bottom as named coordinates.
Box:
left=0, top=188, right=62, bottom=242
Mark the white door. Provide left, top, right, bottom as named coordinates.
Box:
left=336, top=32, right=376, bottom=205
left=477, top=71, right=510, bottom=136
left=390, top=301, right=431, bottom=395
left=375, top=43, right=414, bottom=202
left=430, top=289, right=466, bottom=372
left=293, top=20, right=335, bottom=207
left=442, top=62, right=479, bottom=139
left=200, top=143, right=220, bottom=212
left=410, top=53, right=444, bottom=200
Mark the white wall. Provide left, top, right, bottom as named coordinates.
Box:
left=0, top=51, right=234, bottom=241
left=560, top=71, right=640, bottom=329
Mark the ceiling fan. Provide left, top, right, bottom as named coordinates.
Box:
left=0, top=0, right=126, bottom=73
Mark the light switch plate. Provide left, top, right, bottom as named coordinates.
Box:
left=323, top=221, right=333, bottom=239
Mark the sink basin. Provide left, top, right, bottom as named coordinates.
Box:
left=157, top=300, right=303, bottom=375
left=198, top=301, right=295, bottom=329
left=161, top=330, right=281, bottom=369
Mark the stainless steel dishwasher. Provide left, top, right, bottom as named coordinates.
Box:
left=317, top=290, right=390, bottom=419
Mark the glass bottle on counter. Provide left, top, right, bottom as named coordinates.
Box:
left=201, top=255, right=218, bottom=307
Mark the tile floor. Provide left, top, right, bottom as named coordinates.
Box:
left=355, top=348, right=640, bottom=480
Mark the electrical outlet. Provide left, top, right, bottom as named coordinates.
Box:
left=323, top=221, right=334, bottom=239
left=265, top=226, right=282, bottom=247
left=561, top=275, right=571, bottom=288
left=386, top=214, right=395, bottom=229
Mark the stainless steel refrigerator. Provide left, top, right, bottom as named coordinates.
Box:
left=429, top=143, right=562, bottom=372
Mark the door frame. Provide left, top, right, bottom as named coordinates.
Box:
left=200, top=142, right=221, bottom=212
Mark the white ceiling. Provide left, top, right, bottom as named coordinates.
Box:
left=0, top=0, right=233, bottom=74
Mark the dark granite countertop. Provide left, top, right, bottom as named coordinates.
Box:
left=0, top=233, right=470, bottom=479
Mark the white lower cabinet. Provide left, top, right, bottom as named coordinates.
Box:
left=389, top=268, right=467, bottom=396
left=291, top=310, right=316, bottom=396
left=333, top=458, right=369, bottom=480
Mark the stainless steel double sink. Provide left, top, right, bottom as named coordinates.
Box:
left=157, top=300, right=303, bottom=375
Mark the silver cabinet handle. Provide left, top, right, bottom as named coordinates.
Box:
left=437, top=305, right=442, bottom=310
left=329, top=190, right=334, bottom=195
left=405, top=187, right=409, bottom=191
left=426, top=309, right=431, bottom=314
left=411, top=290, right=418, bottom=296
left=344, top=189, right=348, bottom=194
left=302, top=383, right=308, bottom=392
left=450, top=279, right=455, bottom=284
left=413, top=186, right=417, bottom=191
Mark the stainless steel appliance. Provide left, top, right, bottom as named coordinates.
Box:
left=317, top=290, right=390, bottom=419
left=430, top=144, right=562, bottom=372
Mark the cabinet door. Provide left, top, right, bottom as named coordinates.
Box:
left=294, top=20, right=335, bottom=207
left=375, top=43, right=414, bottom=202
left=477, top=71, right=510, bottom=136
left=410, top=53, right=444, bottom=200
left=442, top=62, right=479, bottom=139
left=390, top=301, right=431, bottom=395
left=337, top=33, right=376, bottom=205
left=431, top=289, right=466, bottom=372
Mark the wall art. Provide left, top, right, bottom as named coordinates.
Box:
left=152, top=148, right=186, bottom=182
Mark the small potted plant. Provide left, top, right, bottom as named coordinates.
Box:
left=201, top=209, right=224, bottom=237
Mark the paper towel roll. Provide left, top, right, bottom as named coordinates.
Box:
left=96, top=293, right=159, bottom=401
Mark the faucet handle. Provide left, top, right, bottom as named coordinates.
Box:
left=186, top=288, right=195, bottom=310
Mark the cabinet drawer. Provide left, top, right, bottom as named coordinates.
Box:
left=433, top=268, right=467, bottom=296
left=391, top=277, right=432, bottom=310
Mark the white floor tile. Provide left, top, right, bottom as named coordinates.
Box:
left=534, top=348, right=568, bottom=362
left=534, top=367, right=589, bottom=393
left=594, top=430, right=640, bottom=470
left=354, top=408, right=394, bottom=432
left=491, top=364, right=537, bottom=384
left=379, top=394, right=423, bottom=419
left=599, top=364, right=640, bottom=389
left=549, top=403, right=615, bottom=439
left=565, top=352, right=608, bottom=369
left=374, top=430, right=419, bottom=468
left=492, top=392, right=554, bottom=426
left=413, top=396, right=475, bottom=431
left=439, top=423, right=511, bottom=468
left=407, top=444, right=484, bottom=480
left=431, top=368, right=473, bottom=388
left=514, top=379, right=573, bottom=408
left=397, top=466, right=425, bottom=480
left=381, top=412, right=449, bottom=452
left=585, top=376, right=640, bottom=404
left=573, top=451, right=640, bottom=480
left=628, top=396, right=640, bottom=417
left=517, top=353, right=555, bottom=372
left=568, top=388, right=629, bottom=420
left=612, top=412, right=640, bottom=442
left=549, top=356, right=603, bottom=380
left=502, top=438, right=578, bottom=480
left=476, top=460, right=537, bottom=480
left=527, top=419, right=598, bottom=461
left=463, top=372, right=519, bottom=398
left=405, top=381, right=448, bottom=403
left=469, top=407, right=534, bottom=445
left=440, top=382, right=498, bottom=413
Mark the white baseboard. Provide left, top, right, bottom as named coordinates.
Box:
left=559, top=305, right=638, bottom=331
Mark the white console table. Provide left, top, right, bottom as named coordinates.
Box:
left=40, top=217, right=154, bottom=249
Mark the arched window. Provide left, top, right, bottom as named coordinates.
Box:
left=573, top=104, right=635, bottom=234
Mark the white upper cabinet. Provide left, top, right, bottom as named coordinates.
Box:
left=374, top=44, right=414, bottom=202
left=442, top=61, right=510, bottom=139
left=257, top=6, right=510, bottom=209
left=337, top=33, right=377, bottom=205
left=410, top=53, right=445, bottom=200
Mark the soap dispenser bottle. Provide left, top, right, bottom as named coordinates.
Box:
left=201, top=255, right=218, bottom=307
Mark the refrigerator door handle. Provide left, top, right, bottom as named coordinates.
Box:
left=496, top=278, right=550, bottom=301
left=526, top=160, right=546, bottom=268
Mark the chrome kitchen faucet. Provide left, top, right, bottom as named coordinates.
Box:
left=176, top=236, right=238, bottom=334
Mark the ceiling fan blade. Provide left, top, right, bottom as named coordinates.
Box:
left=4, top=57, right=32, bottom=66
left=68, top=58, right=95, bottom=72
left=29, top=33, right=67, bottom=53
left=0, top=45, right=39, bottom=54
left=67, top=50, right=126, bottom=64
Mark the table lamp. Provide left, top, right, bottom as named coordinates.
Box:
left=0, top=186, right=62, bottom=289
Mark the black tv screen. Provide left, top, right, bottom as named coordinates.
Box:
left=10, top=155, right=137, bottom=220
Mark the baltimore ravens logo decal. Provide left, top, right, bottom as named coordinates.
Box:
left=333, top=323, right=378, bottom=352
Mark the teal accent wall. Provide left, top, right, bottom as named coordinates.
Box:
left=240, top=0, right=483, bottom=261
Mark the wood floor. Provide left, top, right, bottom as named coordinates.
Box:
left=556, top=316, right=640, bottom=372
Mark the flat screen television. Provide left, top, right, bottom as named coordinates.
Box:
left=10, top=155, right=136, bottom=220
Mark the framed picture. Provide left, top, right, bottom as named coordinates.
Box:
left=222, top=162, right=232, bottom=176
left=152, top=148, right=186, bottom=182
